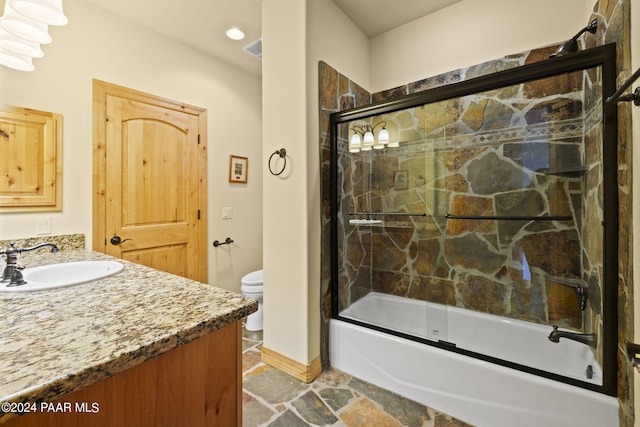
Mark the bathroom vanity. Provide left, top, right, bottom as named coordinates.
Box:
left=0, top=241, right=257, bottom=427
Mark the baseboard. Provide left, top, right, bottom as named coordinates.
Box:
left=261, top=346, right=322, bottom=383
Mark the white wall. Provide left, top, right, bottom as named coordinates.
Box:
left=0, top=0, right=263, bottom=294
left=308, top=0, right=370, bottom=89
left=262, top=0, right=309, bottom=363
left=369, top=0, right=592, bottom=92
left=261, top=0, right=368, bottom=366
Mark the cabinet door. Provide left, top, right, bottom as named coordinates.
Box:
left=3, top=322, right=241, bottom=427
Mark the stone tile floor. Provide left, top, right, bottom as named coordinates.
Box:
left=242, top=328, right=474, bottom=427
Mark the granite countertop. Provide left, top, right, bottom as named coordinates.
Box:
left=0, top=248, right=257, bottom=423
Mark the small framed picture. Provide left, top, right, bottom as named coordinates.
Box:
left=229, top=155, right=248, bottom=183
left=394, top=170, right=408, bottom=190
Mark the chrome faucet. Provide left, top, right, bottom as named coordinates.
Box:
left=548, top=325, right=597, bottom=348
left=0, top=241, right=59, bottom=287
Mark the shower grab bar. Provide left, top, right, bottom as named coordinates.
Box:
left=445, top=213, right=572, bottom=221
left=606, top=66, right=640, bottom=105
left=545, top=276, right=589, bottom=311
left=349, top=211, right=427, bottom=217
left=544, top=275, right=583, bottom=288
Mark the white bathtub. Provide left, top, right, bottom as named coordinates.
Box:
left=330, top=292, right=618, bottom=427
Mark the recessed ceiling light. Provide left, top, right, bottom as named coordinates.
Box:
left=226, top=27, right=245, bottom=41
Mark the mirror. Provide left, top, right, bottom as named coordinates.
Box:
left=0, top=105, right=62, bottom=212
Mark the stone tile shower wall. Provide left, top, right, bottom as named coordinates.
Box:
left=338, top=69, right=602, bottom=335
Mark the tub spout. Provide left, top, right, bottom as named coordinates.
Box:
left=548, top=325, right=597, bottom=348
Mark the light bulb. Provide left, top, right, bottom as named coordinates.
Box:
left=378, top=128, right=389, bottom=144
left=349, top=133, right=361, bottom=153
left=363, top=131, right=374, bottom=146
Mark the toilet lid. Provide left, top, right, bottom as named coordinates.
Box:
left=241, top=269, right=263, bottom=286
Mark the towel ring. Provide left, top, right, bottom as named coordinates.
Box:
left=268, top=148, right=287, bottom=176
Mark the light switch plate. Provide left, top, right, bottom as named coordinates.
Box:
left=36, top=216, right=51, bottom=235
left=222, top=207, right=233, bottom=219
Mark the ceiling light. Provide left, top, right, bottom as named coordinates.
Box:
left=226, top=27, right=245, bottom=41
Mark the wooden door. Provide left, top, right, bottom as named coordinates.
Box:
left=93, top=81, right=207, bottom=282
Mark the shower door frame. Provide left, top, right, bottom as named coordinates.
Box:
left=329, top=43, right=618, bottom=396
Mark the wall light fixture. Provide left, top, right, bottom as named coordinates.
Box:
left=0, top=25, right=43, bottom=57
left=0, top=46, right=34, bottom=71
left=11, top=0, right=68, bottom=26
left=349, top=121, right=390, bottom=153
left=0, top=2, right=52, bottom=44
left=0, top=0, right=67, bottom=71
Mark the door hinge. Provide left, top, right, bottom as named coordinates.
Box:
left=197, top=209, right=201, bottom=220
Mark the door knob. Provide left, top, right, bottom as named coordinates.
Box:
left=110, top=235, right=132, bottom=245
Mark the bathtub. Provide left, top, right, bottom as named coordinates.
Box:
left=330, top=292, right=618, bottom=427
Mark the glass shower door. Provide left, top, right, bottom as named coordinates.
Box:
left=335, top=110, right=437, bottom=341
left=331, top=44, right=617, bottom=394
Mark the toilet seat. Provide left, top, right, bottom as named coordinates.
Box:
left=241, top=284, right=263, bottom=293
left=241, top=269, right=263, bottom=286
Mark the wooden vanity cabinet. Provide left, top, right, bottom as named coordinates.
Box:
left=4, top=321, right=242, bottom=427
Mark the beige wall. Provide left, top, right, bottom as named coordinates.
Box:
left=0, top=0, right=263, bottom=294
left=261, top=0, right=368, bottom=366
left=369, top=0, right=592, bottom=92
left=262, top=0, right=309, bottom=363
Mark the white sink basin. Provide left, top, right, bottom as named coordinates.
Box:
left=0, top=260, right=124, bottom=292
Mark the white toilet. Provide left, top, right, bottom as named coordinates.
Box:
left=241, top=269, right=264, bottom=331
